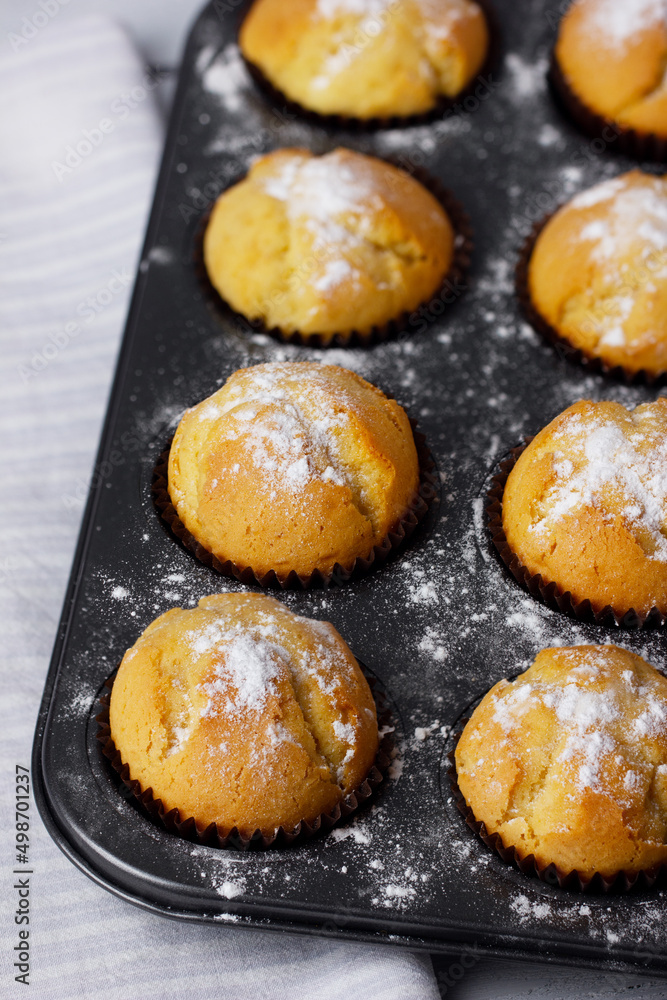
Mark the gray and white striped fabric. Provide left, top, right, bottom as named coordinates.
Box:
left=0, top=14, right=440, bottom=999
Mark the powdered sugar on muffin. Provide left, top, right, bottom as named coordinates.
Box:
left=529, top=405, right=667, bottom=561
left=109, top=594, right=379, bottom=835
left=456, top=644, right=667, bottom=877
left=579, top=0, right=667, bottom=50
left=502, top=398, right=667, bottom=616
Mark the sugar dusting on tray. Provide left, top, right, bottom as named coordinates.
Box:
left=201, top=44, right=252, bottom=113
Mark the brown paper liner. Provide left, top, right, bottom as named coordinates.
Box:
left=486, top=440, right=667, bottom=629
left=96, top=665, right=393, bottom=851
left=193, top=161, right=473, bottom=349
left=516, top=214, right=667, bottom=385
left=548, top=51, right=667, bottom=163
left=447, top=726, right=667, bottom=894
left=152, top=418, right=438, bottom=589
left=238, top=0, right=501, bottom=134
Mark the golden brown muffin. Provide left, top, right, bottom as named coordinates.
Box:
left=203, top=147, right=455, bottom=341
left=455, top=644, right=667, bottom=879
left=555, top=0, right=667, bottom=140
left=168, top=362, right=420, bottom=582
left=239, top=0, right=490, bottom=120
left=502, top=398, right=667, bottom=618
left=528, top=170, right=667, bottom=376
left=109, top=593, right=379, bottom=836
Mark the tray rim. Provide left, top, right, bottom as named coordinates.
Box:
left=29, top=747, right=667, bottom=977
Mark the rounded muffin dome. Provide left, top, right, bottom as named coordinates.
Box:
left=456, top=644, right=667, bottom=879
left=109, top=593, right=379, bottom=836
left=502, top=398, right=667, bottom=617
left=239, top=0, right=490, bottom=120
left=167, top=362, right=421, bottom=582
left=528, top=170, right=667, bottom=375
left=203, top=147, right=455, bottom=341
left=554, top=0, right=667, bottom=140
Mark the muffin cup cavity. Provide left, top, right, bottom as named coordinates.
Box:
left=238, top=0, right=501, bottom=134
left=548, top=51, right=667, bottom=164
left=152, top=420, right=439, bottom=589
left=516, top=216, right=667, bottom=385
left=194, top=163, right=473, bottom=348
left=447, top=727, right=667, bottom=894
left=96, top=667, right=393, bottom=851
left=486, top=442, right=667, bottom=629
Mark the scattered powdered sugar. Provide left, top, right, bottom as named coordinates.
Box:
left=383, top=883, right=416, bottom=900
left=505, top=607, right=553, bottom=643
left=504, top=52, right=548, bottom=101
left=405, top=567, right=439, bottom=605
left=333, top=719, right=356, bottom=742
left=529, top=408, right=667, bottom=560
left=565, top=174, right=667, bottom=348
left=310, top=0, right=481, bottom=87
left=261, top=150, right=386, bottom=260
left=197, top=627, right=290, bottom=719
left=573, top=177, right=667, bottom=269
left=569, top=175, right=626, bottom=211
left=581, top=0, right=667, bottom=50
left=155, top=603, right=365, bottom=770
left=492, top=681, right=535, bottom=732
left=200, top=364, right=361, bottom=499
left=634, top=694, right=667, bottom=736
left=537, top=123, right=562, bottom=148
left=214, top=878, right=246, bottom=899
left=316, top=0, right=393, bottom=17
left=418, top=627, right=448, bottom=662
left=511, top=894, right=551, bottom=920
left=328, top=824, right=371, bottom=845
left=111, top=586, right=128, bottom=600
left=146, top=246, right=175, bottom=267
left=488, top=646, right=667, bottom=794
left=234, top=408, right=345, bottom=492
left=201, top=44, right=252, bottom=113
left=313, top=257, right=356, bottom=292
left=316, top=0, right=478, bottom=25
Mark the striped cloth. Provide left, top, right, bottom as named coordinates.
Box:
left=0, top=14, right=439, bottom=1000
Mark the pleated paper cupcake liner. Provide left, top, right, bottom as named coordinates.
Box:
left=238, top=0, right=502, bottom=134
left=548, top=51, right=667, bottom=163
left=447, top=726, right=667, bottom=894
left=193, top=160, right=473, bottom=348
left=486, top=441, right=667, bottom=629
left=96, top=665, right=394, bottom=851
left=516, top=215, right=667, bottom=385
left=152, top=419, right=439, bottom=589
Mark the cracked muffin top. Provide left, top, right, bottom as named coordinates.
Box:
left=202, top=147, right=455, bottom=341
left=555, top=0, right=667, bottom=139
left=528, top=170, right=667, bottom=375
left=167, top=361, right=420, bottom=583
left=455, top=644, right=667, bottom=878
left=109, top=593, right=379, bottom=836
left=502, top=398, right=667, bottom=617
left=239, top=0, right=490, bottom=120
